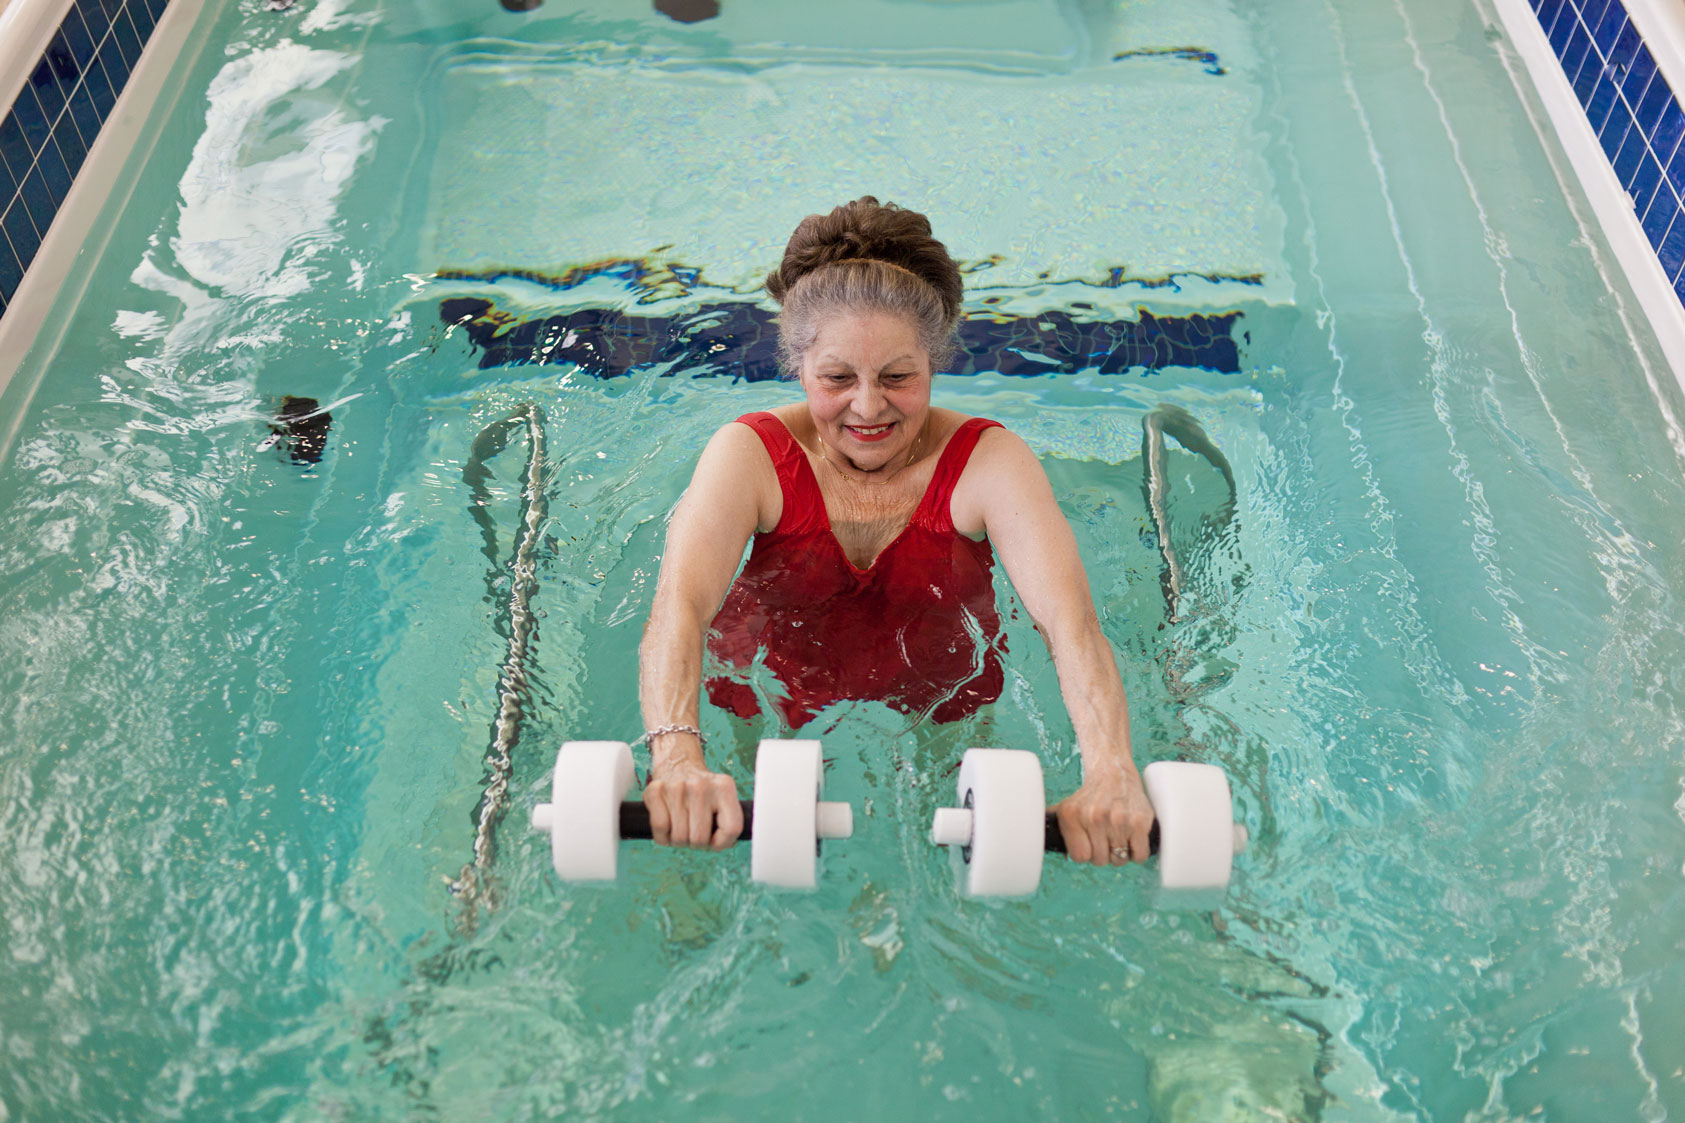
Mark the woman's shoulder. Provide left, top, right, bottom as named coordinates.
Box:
left=763, top=403, right=811, bottom=437
left=701, top=413, right=783, bottom=469
left=717, top=408, right=798, bottom=446
left=933, top=409, right=1018, bottom=451
left=926, top=408, right=1007, bottom=445
left=947, top=419, right=1042, bottom=533
left=696, top=415, right=785, bottom=533
left=966, top=421, right=1033, bottom=464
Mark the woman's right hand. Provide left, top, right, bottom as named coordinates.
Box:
left=643, top=760, right=743, bottom=850
left=637, top=421, right=772, bottom=853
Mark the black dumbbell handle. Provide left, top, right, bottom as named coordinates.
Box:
left=1043, top=812, right=1160, bottom=855
left=619, top=804, right=1155, bottom=851
left=618, top=800, right=756, bottom=841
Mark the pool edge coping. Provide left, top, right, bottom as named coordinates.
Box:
left=0, top=0, right=212, bottom=462
left=0, top=0, right=73, bottom=128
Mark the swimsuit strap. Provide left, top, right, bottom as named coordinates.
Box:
left=913, top=417, right=1004, bottom=532
left=733, top=412, right=827, bottom=535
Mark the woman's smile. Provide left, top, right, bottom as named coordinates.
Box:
left=843, top=422, right=897, bottom=442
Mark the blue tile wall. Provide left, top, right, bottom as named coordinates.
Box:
left=1532, top=0, right=1685, bottom=307
left=0, top=0, right=167, bottom=319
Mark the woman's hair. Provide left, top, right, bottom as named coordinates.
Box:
left=766, top=197, right=963, bottom=376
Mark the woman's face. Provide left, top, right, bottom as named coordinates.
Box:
left=799, top=310, right=932, bottom=473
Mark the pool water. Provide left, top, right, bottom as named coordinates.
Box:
left=2, top=0, right=1684, bottom=1118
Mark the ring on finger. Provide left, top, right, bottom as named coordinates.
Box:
left=1110, top=846, right=1129, bottom=862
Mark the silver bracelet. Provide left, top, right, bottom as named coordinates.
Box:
left=637, top=723, right=705, bottom=746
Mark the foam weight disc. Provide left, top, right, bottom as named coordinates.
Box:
left=956, top=748, right=1045, bottom=896
left=1142, top=760, right=1234, bottom=890
left=750, top=739, right=824, bottom=888
left=545, top=741, right=636, bottom=881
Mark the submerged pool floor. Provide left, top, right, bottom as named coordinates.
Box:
left=1, top=0, right=1684, bottom=1119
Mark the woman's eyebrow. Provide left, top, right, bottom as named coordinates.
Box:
left=814, top=353, right=919, bottom=370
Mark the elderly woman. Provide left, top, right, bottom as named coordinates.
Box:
left=638, top=197, right=1153, bottom=868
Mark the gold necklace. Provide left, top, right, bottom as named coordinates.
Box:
left=817, top=425, right=924, bottom=486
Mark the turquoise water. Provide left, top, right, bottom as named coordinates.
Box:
left=2, top=0, right=1685, bottom=1118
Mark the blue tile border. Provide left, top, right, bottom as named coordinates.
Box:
left=0, top=0, right=168, bottom=315
left=1533, top=0, right=1685, bottom=304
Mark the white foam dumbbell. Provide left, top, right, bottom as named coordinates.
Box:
left=531, top=738, right=853, bottom=888
left=930, top=750, right=1248, bottom=897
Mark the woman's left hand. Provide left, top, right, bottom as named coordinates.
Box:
left=1052, top=766, right=1155, bottom=866
left=961, top=429, right=1152, bottom=866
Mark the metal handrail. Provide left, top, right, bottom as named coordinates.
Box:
left=1141, top=404, right=1237, bottom=623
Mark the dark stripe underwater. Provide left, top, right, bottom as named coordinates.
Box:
left=438, top=297, right=1244, bottom=381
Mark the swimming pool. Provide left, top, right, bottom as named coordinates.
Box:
left=2, top=0, right=1683, bottom=1117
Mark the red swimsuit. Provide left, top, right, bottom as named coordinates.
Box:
left=705, top=412, right=1007, bottom=727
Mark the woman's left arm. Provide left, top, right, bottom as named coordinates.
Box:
left=954, top=428, right=1155, bottom=866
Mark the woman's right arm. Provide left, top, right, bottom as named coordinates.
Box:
left=637, top=422, right=777, bottom=850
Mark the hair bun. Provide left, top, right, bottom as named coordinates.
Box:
left=766, top=196, right=962, bottom=323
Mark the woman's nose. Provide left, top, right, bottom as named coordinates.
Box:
left=850, top=379, right=883, bottom=418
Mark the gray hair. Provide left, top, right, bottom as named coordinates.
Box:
left=776, top=259, right=960, bottom=378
